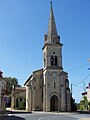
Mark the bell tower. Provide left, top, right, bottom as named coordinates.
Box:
left=43, top=1, right=63, bottom=70
left=43, top=2, right=65, bottom=112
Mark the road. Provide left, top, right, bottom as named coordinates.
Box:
left=0, top=112, right=90, bottom=120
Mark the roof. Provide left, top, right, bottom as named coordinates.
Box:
left=12, top=87, right=26, bottom=94
left=33, top=68, right=43, bottom=73
left=82, top=92, right=87, bottom=95
left=24, top=68, right=43, bottom=86
left=47, top=2, right=58, bottom=42
left=24, top=75, right=32, bottom=86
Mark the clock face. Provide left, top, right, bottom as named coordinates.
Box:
left=46, top=72, right=50, bottom=78
left=52, top=72, right=57, bottom=78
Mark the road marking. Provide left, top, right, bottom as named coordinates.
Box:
left=39, top=117, right=44, bottom=120
left=8, top=114, right=12, bottom=116
left=66, top=114, right=90, bottom=119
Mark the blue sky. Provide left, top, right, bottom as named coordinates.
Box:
left=0, top=0, right=90, bottom=103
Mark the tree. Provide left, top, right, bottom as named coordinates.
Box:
left=18, top=98, right=26, bottom=110
left=88, top=101, right=90, bottom=110
left=71, top=97, right=77, bottom=111
left=79, top=96, right=88, bottom=110
left=5, top=77, right=21, bottom=94
left=83, top=96, right=88, bottom=110
left=79, top=100, right=85, bottom=110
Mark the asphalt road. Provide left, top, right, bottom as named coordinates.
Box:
left=0, top=112, right=90, bottom=120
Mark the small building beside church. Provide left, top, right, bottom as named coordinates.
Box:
left=11, top=86, right=26, bottom=110
left=0, top=71, right=7, bottom=111
left=82, top=83, right=90, bottom=101
left=24, top=3, right=71, bottom=112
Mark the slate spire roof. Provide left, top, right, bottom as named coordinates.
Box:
left=47, top=1, right=58, bottom=42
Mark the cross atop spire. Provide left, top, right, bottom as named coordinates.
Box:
left=46, top=1, right=59, bottom=44
left=50, top=0, right=52, bottom=6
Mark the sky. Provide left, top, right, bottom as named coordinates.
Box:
left=0, top=0, right=90, bottom=103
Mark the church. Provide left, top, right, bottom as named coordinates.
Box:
left=24, top=2, right=71, bottom=112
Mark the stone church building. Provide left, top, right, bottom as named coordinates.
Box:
left=24, top=3, right=71, bottom=112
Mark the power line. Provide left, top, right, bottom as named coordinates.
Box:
left=73, top=73, right=90, bottom=87
left=67, top=63, right=90, bottom=71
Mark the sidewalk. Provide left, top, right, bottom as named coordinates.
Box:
left=79, top=116, right=90, bottom=120
left=0, top=107, right=32, bottom=115
left=78, top=110, right=90, bottom=114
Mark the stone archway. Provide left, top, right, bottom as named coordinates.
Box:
left=50, top=95, right=59, bottom=111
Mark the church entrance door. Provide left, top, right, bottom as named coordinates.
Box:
left=50, top=95, right=58, bottom=111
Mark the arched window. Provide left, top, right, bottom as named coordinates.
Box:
left=55, top=55, right=58, bottom=66
left=50, top=54, right=58, bottom=66
left=50, top=55, right=54, bottom=66
left=54, top=82, right=56, bottom=89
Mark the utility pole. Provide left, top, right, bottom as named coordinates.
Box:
left=88, top=58, right=90, bottom=68
left=83, top=82, right=86, bottom=92
left=0, top=70, right=3, bottom=111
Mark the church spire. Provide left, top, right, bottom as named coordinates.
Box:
left=47, top=1, right=59, bottom=43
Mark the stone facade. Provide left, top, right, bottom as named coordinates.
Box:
left=11, top=87, right=26, bottom=109
left=0, top=71, right=7, bottom=111
left=24, top=3, right=71, bottom=112
left=25, top=69, right=43, bottom=111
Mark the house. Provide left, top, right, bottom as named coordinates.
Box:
left=11, top=86, right=26, bottom=109
left=0, top=71, right=7, bottom=111
left=82, top=83, right=90, bottom=101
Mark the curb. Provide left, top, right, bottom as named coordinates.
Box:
left=79, top=118, right=90, bottom=120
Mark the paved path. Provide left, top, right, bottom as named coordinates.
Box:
left=8, top=113, right=78, bottom=120
left=0, top=112, right=90, bottom=120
